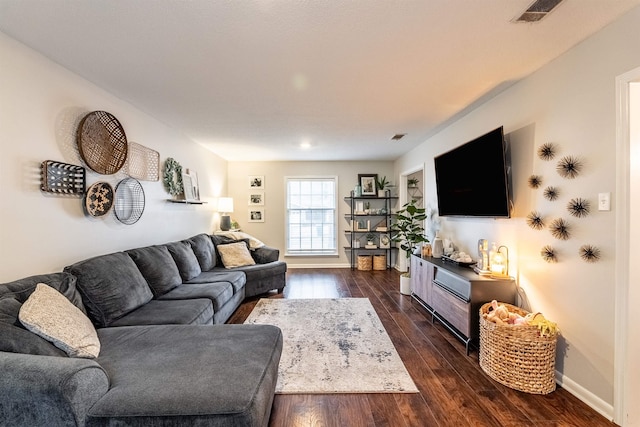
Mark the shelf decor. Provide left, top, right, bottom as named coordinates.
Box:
left=40, top=160, right=85, bottom=195
left=77, top=111, right=128, bottom=175
left=163, top=157, right=183, bottom=198
left=358, top=174, right=377, bottom=196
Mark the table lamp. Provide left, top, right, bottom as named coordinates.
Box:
left=218, top=197, right=234, bottom=231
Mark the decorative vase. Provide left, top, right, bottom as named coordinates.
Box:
left=354, top=185, right=362, bottom=197
left=400, top=274, right=411, bottom=295
left=432, top=234, right=444, bottom=258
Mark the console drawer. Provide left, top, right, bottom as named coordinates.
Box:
left=432, top=282, right=470, bottom=337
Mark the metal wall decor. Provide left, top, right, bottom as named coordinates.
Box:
left=541, top=245, right=558, bottom=263
left=528, top=175, right=542, bottom=189
left=567, top=198, right=590, bottom=218
left=543, top=186, right=559, bottom=201
left=40, top=160, right=85, bottom=195
left=549, top=218, right=571, bottom=240
left=579, top=245, right=601, bottom=263
left=537, top=143, right=556, bottom=161
left=85, top=182, right=114, bottom=217
left=77, top=111, right=128, bottom=175
left=114, top=178, right=145, bottom=225
left=526, top=211, right=545, bottom=230
left=556, top=155, right=582, bottom=179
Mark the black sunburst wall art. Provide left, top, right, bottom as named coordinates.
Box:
left=543, top=186, right=559, bottom=201
left=550, top=218, right=571, bottom=240
left=526, top=211, right=545, bottom=230
left=580, top=245, right=601, bottom=263
left=556, top=155, right=583, bottom=179
left=538, top=143, right=556, bottom=161
left=541, top=245, right=558, bottom=263
left=528, top=175, right=542, bottom=189
left=567, top=198, right=590, bottom=218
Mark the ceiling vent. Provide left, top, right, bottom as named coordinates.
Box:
left=514, top=0, right=564, bottom=22
left=391, top=133, right=407, bottom=141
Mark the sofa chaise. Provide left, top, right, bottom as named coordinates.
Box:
left=0, top=232, right=287, bottom=426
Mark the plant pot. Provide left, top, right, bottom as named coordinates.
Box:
left=400, top=275, right=411, bottom=295
left=378, top=190, right=386, bottom=197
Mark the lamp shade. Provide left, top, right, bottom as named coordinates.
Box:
left=217, top=197, right=234, bottom=213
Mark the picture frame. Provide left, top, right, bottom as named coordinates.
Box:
left=358, top=174, right=378, bottom=196
left=181, top=170, right=200, bottom=201
left=249, top=191, right=264, bottom=206
left=249, top=208, right=264, bottom=222
left=379, top=233, right=391, bottom=249
left=249, top=175, right=265, bottom=190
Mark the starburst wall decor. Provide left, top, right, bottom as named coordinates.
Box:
left=543, top=186, right=559, bottom=201
left=541, top=245, right=558, bottom=263
left=528, top=175, right=542, bottom=189
left=556, top=155, right=583, bottom=179
left=579, top=245, right=601, bottom=263
left=538, top=143, right=556, bottom=161
left=550, top=218, right=571, bottom=240
left=526, top=211, right=545, bottom=230
left=567, top=198, right=590, bottom=218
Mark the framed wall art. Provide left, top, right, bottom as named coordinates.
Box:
left=249, top=191, right=264, bottom=206
left=249, top=175, right=265, bottom=190
left=249, top=208, right=265, bottom=222
left=358, top=174, right=378, bottom=196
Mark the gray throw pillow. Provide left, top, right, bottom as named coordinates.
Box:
left=127, top=246, right=182, bottom=297
left=165, top=241, right=202, bottom=281
left=187, top=234, right=216, bottom=271
left=64, top=252, right=154, bottom=327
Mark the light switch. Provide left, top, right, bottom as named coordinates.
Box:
left=598, top=192, right=611, bottom=211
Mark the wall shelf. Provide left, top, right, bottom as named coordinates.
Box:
left=166, top=199, right=207, bottom=205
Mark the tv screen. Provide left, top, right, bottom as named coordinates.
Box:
left=434, top=126, right=511, bottom=218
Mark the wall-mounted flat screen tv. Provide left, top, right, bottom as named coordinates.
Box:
left=434, top=126, right=512, bottom=218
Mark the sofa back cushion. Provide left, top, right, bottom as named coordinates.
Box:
left=0, top=272, right=82, bottom=356
left=165, top=241, right=202, bottom=281
left=187, top=234, right=216, bottom=271
left=127, top=246, right=182, bottom=297
left=64, top=253, right=153, bottom=327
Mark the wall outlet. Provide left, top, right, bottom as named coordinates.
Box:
left=598, top=192, right=611, bottom=211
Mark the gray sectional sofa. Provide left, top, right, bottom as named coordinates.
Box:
left=0, top=233, right=287, bottom=426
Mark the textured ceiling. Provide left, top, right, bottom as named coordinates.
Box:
left=1, top=0, right=639, bottom=161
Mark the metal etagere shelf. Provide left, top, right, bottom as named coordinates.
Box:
left=344, top=190, right=398, bottom=270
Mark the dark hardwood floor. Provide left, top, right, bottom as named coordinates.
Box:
left=228, top=268, right=616, bottom=427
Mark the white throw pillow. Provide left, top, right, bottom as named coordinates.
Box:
left=217, top=242, right=257, bottom=268
left=19, top=283, right=100, bottom=358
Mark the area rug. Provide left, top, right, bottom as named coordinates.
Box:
left=244, top=298, right=418, bottom=394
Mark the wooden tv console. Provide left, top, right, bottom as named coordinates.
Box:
left=410, top=254, right=516, bottom=354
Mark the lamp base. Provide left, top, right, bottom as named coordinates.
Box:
left=220, top=215, right=231, bottom=231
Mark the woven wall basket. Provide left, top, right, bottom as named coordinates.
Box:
left=77, top=111, right=128, bottom=175
left=479, top=302, right=558, bottom=394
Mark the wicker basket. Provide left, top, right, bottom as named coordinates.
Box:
left=373, top=254, right=386, bottom=270
left=479, top=302, right=558, bottom=394
left=357, top=255, right=372, bottom=271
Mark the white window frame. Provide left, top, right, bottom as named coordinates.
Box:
left=285, top=176, right=338, bottom=256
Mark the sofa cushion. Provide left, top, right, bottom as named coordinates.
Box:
left=90, top=324, right=282, bottom=426
left=0, top=296, right=66, bottom=356
left=184, top=270, right=246, bottom=293
left=213, top=231, right=265, bottom=249
left=108, top=299, right=213, bottom=326
left=126, top=246, right=182, bottom=297
left=19, top=283, right=100, bottom=358
left=217, top=242, right=256, bottom=268
left=165, top=241, right=202, bottom=281
left=187, top=233, right=216, bottom=271
left=0, top=272, right=85, bottom=357
left=158, top=283, right=234, bottom=312
left=211, top=235, right=251, bottom=266
left=64, top=253, right=154, bottom=328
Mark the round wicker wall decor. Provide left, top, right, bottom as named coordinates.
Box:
left=85, top=181, right=114, bottom=217
left=77, top=111, right=128, bottom=174
left=114, top=178, right=145, bottom=225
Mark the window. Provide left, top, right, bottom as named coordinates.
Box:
left=286, top=177, right=337, bottom=256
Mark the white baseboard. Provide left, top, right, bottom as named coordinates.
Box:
left=286, top=263, right=351, bottom=269
left=556, top=371, right=614, bottom=421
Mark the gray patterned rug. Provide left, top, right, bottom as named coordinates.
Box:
left=244, top=298, right=418, bottom=394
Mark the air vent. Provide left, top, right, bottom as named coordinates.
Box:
left=514, top=0, right=563, bottom=22
left=391, top=133, right=407, bottom=141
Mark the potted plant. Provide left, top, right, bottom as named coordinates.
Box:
left=407, top=177, right=419, bottom=188
left=391, top=199, right=428, bottom=295
left=365, top=233, right=376, bottom=247
left=376, top=176, right=389, bottom=197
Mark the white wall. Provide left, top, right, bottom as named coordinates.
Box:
left=394, top=6, right=640, bottom=417
left=227, top=161, right=394, bottom=268
left=0, top=33, right=228, bottom=282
